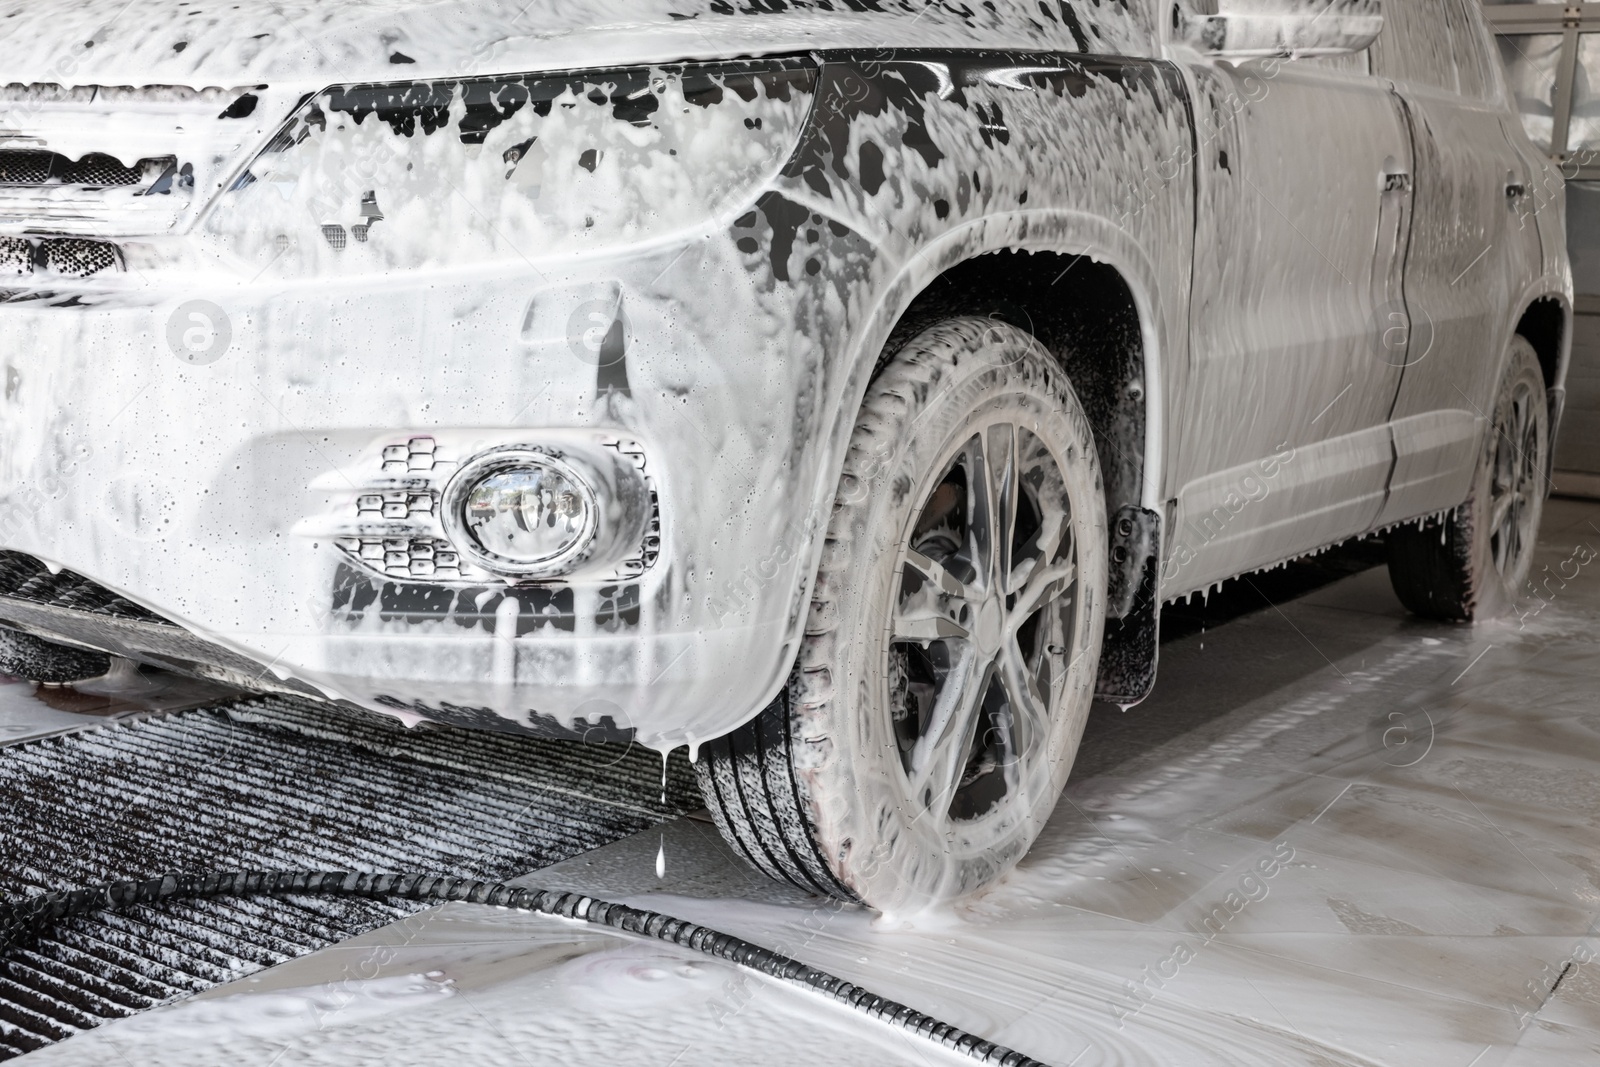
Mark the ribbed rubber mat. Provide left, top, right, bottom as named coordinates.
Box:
left=0, top=695, right=700, bottom=1058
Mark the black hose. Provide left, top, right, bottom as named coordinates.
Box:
left=0, top=870, right=1052, bottom=1067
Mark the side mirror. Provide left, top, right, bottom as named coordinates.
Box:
left=1175, top=0, right=1382, bottom=59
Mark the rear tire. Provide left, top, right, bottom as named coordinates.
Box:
left=697, top=318, right=1107, bottom=912
left=1386, top=336, right=1548, bottom=621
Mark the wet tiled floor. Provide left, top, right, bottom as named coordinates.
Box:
left=23, top=498, right=1600, bottom=1066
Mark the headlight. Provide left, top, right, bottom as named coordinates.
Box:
left=203, top=59, right=817, bottom=273
left=445, top=449, right=599, bottom=577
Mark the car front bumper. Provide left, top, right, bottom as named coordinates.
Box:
left=0, top=241, right=818, bottom=749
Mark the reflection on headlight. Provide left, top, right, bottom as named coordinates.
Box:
left=461, top=459, right=596, bottom=573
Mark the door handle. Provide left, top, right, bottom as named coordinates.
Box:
left=1382, top=170, right=1411, bottom=193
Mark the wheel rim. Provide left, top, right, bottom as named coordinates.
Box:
left=1489, top=377, right=1541, bottom=579
left=886, top=420, right=1081, bottom=829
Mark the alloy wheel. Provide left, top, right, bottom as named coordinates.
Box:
left=888, top=421, right=1081, bottom=826
left=1489, top=377, right=1541, bottom=579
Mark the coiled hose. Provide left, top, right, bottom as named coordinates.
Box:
left=0, top=870, right=1052, bottom=1067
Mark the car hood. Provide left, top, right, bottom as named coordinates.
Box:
left=0, top=0, right=1079, bottom=90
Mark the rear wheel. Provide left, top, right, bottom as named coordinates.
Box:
left=1387, top=336, right=1548, bottom=621
left=696, top=318, right=1106, bottom=912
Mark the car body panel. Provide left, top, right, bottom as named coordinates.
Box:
left=0, top=0, right=1571, bottom=740
left=1165, top=53, right=1414, bottom=598
left=0, top=28, right=1197, bottom=745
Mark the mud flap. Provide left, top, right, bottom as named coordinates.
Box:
left=1546, top=385, right=1565, bottom=491
left=1095, top=506, right=1160, bottom=706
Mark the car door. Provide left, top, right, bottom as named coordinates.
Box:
left=1371, top=0, right=1542, bottom=527
left=1166, top=49, right=1414, bottom=598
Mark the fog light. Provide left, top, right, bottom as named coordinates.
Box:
left=445, top=450, right=598, bottom=576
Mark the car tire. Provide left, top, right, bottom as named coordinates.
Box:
left=1386, top=336, right=1548, bottom=621
left=696, top=317, right=1107, bottom=912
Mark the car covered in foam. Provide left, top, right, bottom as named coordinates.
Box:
left=0, top=0, right=1570, bottom=908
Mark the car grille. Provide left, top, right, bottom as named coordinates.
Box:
left=0, top=236, right=121, bottom=278
left=0, top=83, right=255, bottom=236
left=0, top=150, right=158, bottom=188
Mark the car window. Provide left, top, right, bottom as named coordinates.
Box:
left=1370, top=0, right=1460, bottom=94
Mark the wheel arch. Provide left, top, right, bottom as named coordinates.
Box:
left=876, top=249, right=1151, bottom=521
left=1513, top=292, right=1570, bottom=394
left=825, top=215, right=1174, bottom=531
left=1504, top=287, right=1571, bottom=475
left=794, top=214, right=1178, bottom=707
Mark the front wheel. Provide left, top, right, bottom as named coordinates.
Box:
left=696, top=318, right=1107, bottom=912
left=1387, top=336, right=1548, bottom=621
